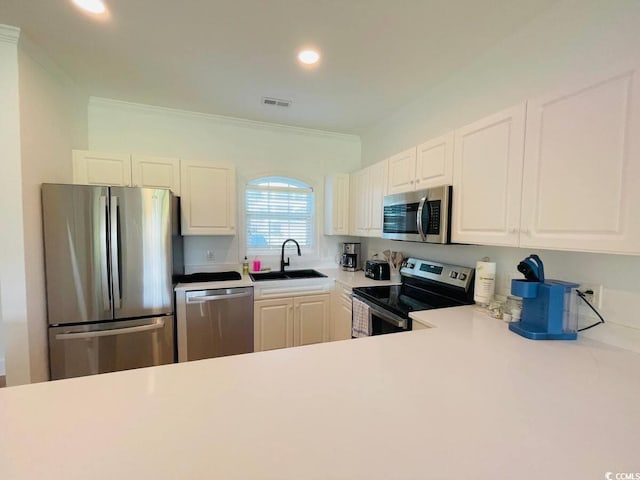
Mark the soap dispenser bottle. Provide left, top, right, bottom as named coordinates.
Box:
left=242, top=256, right=249, bottom=275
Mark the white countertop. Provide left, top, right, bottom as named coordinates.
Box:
left=174, top=267, right=399, bottom=292
left=2, top=306, right=639, bottom=479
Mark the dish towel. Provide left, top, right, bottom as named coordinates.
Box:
left=352, top=298, right=371, bottom=338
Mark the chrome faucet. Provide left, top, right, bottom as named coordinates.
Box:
left=280, top=238, right=301, bottom=273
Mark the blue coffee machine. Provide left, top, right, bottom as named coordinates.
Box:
left=509, top=255, right=579, bottom=340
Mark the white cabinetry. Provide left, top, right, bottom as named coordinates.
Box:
left=386, top=147, right=417, bottom=195
left=254, top=294, right=330, bottom=351
left=72, top=150, right=131, bottom=186
left=349, top=160, right=386, bottom=237
left=73, top=150, right=180, bottom=194
left=131, top=155, right=181, bottom=195
left=180, top=159, right=236, bottom=236
left=452, top=103, right=526, bottom=247
left=330, top=283, right=352, bottom=341
left=386, top=133, right=454, bottom=195
left=520, top=69, right=640, bottom=254
left=324, top=174, right=350, bottom=235
left=294, top=295, right=330, bottom=346
left=254, top=298, right=293, bottom=351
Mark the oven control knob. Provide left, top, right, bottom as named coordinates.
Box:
left=459, top=273, right=467, bottom=281
left=450, top=271, right=458, bottom=279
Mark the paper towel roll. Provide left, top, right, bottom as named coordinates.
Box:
left=474, top=260, right=496, bottom=305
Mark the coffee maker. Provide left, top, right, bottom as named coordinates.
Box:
left=509, top=254, right=579, bottom=340
left=341, top=243, right=361, bottom=271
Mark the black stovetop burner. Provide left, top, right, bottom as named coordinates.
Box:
left=352, top=257, right=475, bottom=320
left=353, top=284, right=470, bottom=319
left=175, top=271, right=242, bottom=283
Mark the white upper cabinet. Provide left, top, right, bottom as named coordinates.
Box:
left=386, top=133, right=454, bottom=196
left=180, top=159, right=236, bottom=236
left=520, top=68, right=640, bottom=254
left=131, top=155, right=181, bottom=195
left=324, top=174, right=350, bottom=235
left=73, top=150, right=180, bottom=195
left=452, top=103, right=526, bottom=246
left=415, top=132, right=454, bottom=189
left=386, top=147, right=417, bottom=195
left=72, top=150, right=131, bottom=186
left=350, top=167, right=370, bottom=236
left=349, top=160, right=387, bottom=237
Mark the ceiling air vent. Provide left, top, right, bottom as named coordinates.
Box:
left=262, top=96, right=292, bottom=108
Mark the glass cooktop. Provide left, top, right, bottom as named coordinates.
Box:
left=352, top=284, right=469, bottom=319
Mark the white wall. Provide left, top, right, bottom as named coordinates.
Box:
left=17, top=34, right=88, bottom=383
left=360, top=0, right=640, bottom=352
left=0, top=25, right=29, bottom=383
left=88, top=98, right=362, bottom=271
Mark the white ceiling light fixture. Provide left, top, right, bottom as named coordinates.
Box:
left=298, top=49, right=320, bottom=65
left=71, top=0, right=107, bottom=15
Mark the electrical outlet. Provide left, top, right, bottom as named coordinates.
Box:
left=206, top=250, right=215, bottom=262
left=579, top=283, right=603, bottom=310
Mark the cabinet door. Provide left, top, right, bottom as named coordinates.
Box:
left=368, top=160, right=386, bottom=236
left=452, top=103, right=526, bottom=246
left=72, top=150, right=131, bottom=186
left=386, top=147, right=417, bottom=195
left=180, top=159, right=236, bottom=235
left=350, top=168, right=370, bottom=236
left=324, top=174, right=350, bottom=235
left=131, top=155, right=181, bottom=195
left=254, top=298, right=294, bottom=352
left=520, top=68, right=640, bottom=254
left=331, top=284, right=352, bottom=341
left=415, top=132, right=454, bottom=189
left=294, top=294, right=330, bottom=347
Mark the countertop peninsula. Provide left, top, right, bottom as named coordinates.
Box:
left=1, top=306, right=639, bottom=479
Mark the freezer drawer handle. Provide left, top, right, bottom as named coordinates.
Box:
left=55, top=318, right=165, bottom=340
left=187, top=292, right=252, bottom=303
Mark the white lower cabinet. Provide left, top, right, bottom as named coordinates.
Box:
left=330, top=283, right=352, bottom=341
left=254, top=294, right=330, bottom=352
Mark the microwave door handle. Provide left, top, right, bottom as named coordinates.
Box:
left=417, top=196, right=427, bottom=241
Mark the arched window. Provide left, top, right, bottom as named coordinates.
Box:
left=245, top=176, right=315, bottom=252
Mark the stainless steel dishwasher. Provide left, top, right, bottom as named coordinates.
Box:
left=176, top=287, right=254, bottom=362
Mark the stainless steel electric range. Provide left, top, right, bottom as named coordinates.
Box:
left=352, top=257, right=475, bottom=335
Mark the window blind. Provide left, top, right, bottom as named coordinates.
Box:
left=246, top=177, right=314, bottom=252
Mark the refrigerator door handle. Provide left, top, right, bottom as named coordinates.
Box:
left=55, top=318, right=165, bottom=340
left=110, top=195, right=122, bottom=310
left=99, top=195, right=110, bottom=309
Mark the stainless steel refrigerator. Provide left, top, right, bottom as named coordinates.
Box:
left=42, top=184, right=181, bottom=380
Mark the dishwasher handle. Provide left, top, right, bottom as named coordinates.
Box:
left=186, top=291, right=252, bottom=303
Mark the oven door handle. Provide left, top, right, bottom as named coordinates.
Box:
left=353, top=295, right=408, bottom=329
left=417, top=195, right=427, bottom=241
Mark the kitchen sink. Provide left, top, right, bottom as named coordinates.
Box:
left=250, top=269, right=328, bottom=281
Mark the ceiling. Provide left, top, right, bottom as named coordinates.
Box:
left=0, top=0, right=560, bottom=134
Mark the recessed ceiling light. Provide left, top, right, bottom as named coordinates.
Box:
left=298, top=50, right=320, bottom=65
left=71, top=0, right=107, bottom=14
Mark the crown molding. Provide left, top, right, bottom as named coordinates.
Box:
left=0, top=25, right=20, bottom=45
left=89, top=97, right=360, bottom=142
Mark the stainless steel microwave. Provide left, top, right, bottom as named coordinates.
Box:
left=382, top=185, right=452, bottom=243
